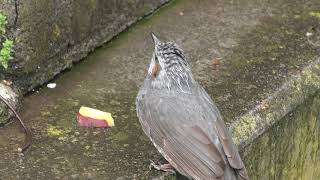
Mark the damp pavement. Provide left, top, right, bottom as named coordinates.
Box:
left=0, top=0, right=320, bottom=179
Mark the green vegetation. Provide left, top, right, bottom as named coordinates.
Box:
left=0, top=13, right=7, bottom=34
left=47, top=125, right=72, bottom=141
left=0, top=39, right=13, bottom=69
left=0, top=12, right=14, bottom=69
left=309, top=11, right=320, bottom=19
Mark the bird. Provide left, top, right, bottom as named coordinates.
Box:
left=136, top=33, right=249, bottom=180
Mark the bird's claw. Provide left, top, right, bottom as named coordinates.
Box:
left=149, top=160, right=176, bottom=173
left=149, top=160, right=160, bottom=170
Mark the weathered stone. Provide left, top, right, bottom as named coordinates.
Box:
left=1, top=0, right=320, bottom=179
left=242, top=92, right=320, bottom=179
left=0, top=0, right=170, bottom=93
left=0, top=83, right=19, bottom=124
left=0, top=0, right=16, bottom=28
left=231, top=58, right=320, bottom=149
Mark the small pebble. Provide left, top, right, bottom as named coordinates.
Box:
left=17, top=147, right=22, bottom=152
left=306, top=32, right=313, bottom=37
left=47, top=83, right=57, bottom=89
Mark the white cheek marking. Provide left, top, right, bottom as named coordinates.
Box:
left=148, top=58, right=156, bottom=75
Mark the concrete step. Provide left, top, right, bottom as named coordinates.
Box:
left=0, top=0, right=320, bottom=179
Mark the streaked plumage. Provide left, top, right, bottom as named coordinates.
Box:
left=136, top=33, right=249, bottom=180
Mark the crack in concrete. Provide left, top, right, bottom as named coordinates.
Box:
left=14, top=0, right=19, bottom=26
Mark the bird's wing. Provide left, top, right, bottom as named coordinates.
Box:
left=138, top=89, right=248, bottom=179
left=199, top=87, right=249, bottom=180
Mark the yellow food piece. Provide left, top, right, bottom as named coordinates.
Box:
left=79, top=106, right=114, bottom=127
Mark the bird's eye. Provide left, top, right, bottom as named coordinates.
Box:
left=154, top=55, right=159, bottom=63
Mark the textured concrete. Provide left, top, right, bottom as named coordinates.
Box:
left=242, top=92, right=320, bottom=179
left=0, top=0, right=320, bottom=179
left=231, top=58, right=320, bottom=149
left=0, top=0, right=170, bottom=93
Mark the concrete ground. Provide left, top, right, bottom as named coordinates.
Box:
left=0, top=0, right=320, bottom=179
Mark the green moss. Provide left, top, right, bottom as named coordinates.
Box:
left=232, top=115, right=257, bottom=145
left=47, top=125, right=72, bottom=141
left=53, top=24, right=61, bottom=39
left=0, top=39, right=14, bottom=69
left=242, top=93, right=320, bottom=179
left=47, top=126, right=63, bottom=136
left=0, top=13, right=7, bottom=34
left=89, top=0, right=97, bottom=10
left=0, top=12, right=14, bottom=69
left=231, top=59, right=320, bottom=149
left=309, top=11, right=320, bottom=19
left=111, top=131, right=129, bottom=141
left=303, top=68, right=320, bottom=87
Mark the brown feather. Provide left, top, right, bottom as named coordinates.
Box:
left=151, top=63, right=161, bottom=79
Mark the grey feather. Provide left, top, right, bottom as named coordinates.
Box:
left=136, top=34, right=249, bottom=180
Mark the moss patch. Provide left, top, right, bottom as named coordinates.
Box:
left=0, top=13, right=7, bottom=34
left=0, top=12, right=14, bottom=69
left=47, top=125, right=72, bottom=141
left=242, top=92, right=320, bottom=179
left=111, top=131, right=129, bottom=141
left=232, top=115, right=257, bottom=145
left=232, top=114, right=257, bottom=144
left=309, top=11, right=320, bottom=19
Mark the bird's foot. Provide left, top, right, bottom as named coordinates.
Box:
left=149, top=160, right=176, bottom=173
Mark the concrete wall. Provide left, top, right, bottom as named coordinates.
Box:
left=0, top=0, right=169, bottom=93
left=242, top=92, right=320, bottom=180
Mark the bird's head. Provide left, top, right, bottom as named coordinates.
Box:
left=148, top=33, right=194, bottom=90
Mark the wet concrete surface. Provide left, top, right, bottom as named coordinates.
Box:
left=1, top=0, right=320, bottom=179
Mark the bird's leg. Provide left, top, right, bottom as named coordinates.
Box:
left=149, top=160, right=176, bottom=173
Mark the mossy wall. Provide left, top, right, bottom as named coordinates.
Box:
left=242, top=92, right=320, bottom=180
left=0, top=0, right=169, bottom=93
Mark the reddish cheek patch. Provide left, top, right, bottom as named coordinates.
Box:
left=152, top=63, right=161, bottom=79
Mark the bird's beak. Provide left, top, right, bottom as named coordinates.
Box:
left=151, top=32, right=161, bottom=48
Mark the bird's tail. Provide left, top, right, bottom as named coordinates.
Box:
left=224, top=166, right=237, bottom=180
left=237, top=167, right=249, bottom=180
left=224, top=165, right=249, bottom=180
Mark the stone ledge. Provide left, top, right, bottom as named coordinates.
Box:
left=231, top=57, right=320, bottom=149
left=1, top=0, right=320, bottom=179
